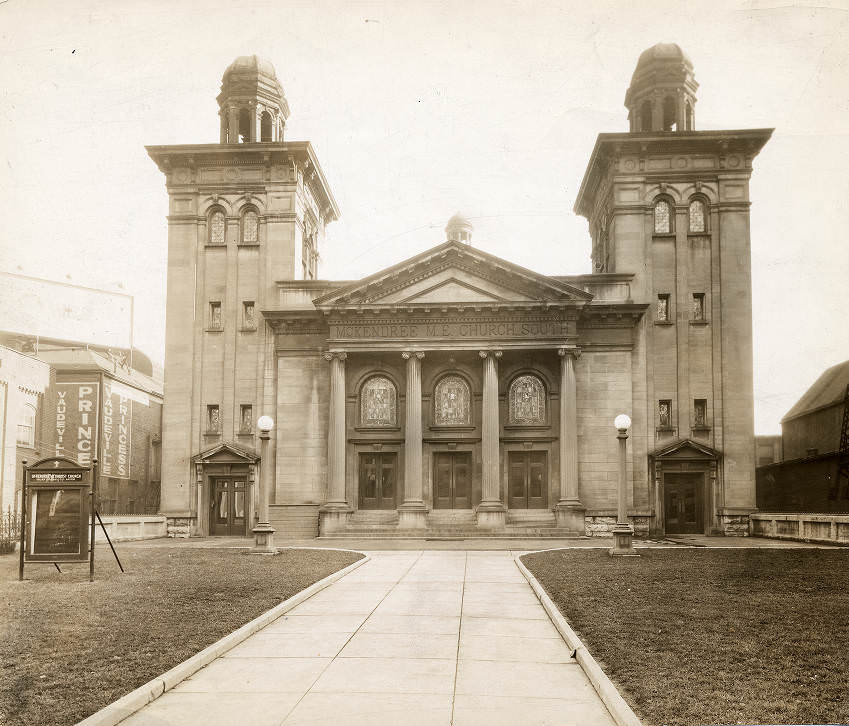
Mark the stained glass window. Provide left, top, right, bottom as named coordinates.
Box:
left=694, top=399, right=707, bottom=427
left=654, top=200, right=671, bottom=234
left=207, top=405, right=221, bottom=433
left=360, top=376, right=397, bottom=427
left=243, top=301, right=256, bottom=329
left=209, top=301, right=222, bottom=329
left=209, top=210, right=225, bottom=245
left=692, top=293, right=705, bottom=321
left=239, top=404, right=253, bottom=434
left=658, top=400, right=671, bottom=428
left=509, top=375, right=546, bottom=425
left=242, top=210, right=258, bottom=243
left=434, top=376, right=471, bottom=426
left=657, top=294, right=670, bottom=321
left=689, top=199, right=706, bottom=233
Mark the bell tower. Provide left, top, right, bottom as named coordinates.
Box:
left=624, top=43, right=698, bottom=132
left=147, top=56, right=339, bottom=536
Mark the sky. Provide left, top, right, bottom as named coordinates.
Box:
left=1, top=0, right=848, bottom=434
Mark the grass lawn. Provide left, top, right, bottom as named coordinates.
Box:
left=0, top=543, right=362, bottom=726
left=522, top=548, right=849, bottom=726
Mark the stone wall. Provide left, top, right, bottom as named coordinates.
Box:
left=166, top=516, right=193, bottom=538
left=585, top=514, right=651, bottom=537
left=751, top=513, right=849, bottom=545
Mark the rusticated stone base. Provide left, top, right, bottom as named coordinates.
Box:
left=719, top=514, right=750, bottom=536
left=585, top=515, right=651, bottom=537
left=319, top=509, right=351, bottom=535
left=166, top=517, right=193, bottom=538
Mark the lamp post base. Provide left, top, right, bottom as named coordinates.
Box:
left=252, top=522, right=276, bottom=554
left=608, top=523, right=639, bottom=557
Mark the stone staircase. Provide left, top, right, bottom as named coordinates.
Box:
left=321, top=508, right=584, bottom=539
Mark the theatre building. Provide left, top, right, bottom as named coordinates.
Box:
left=149, top=46, right=771, bottom=539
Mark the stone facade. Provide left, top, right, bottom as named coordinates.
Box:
left=151, top=47, right=770, bottom=539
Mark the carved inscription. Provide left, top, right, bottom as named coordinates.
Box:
left=331, top=320, right=569, bottom=340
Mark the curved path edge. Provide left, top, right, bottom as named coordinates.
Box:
left=76, top=549, right=370, bottom=726
left=514, top=554, right=644, bottom=726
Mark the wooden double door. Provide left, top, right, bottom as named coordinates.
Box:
left=210, top=477, right=247, bottom=536
left=433, top=452, right=472, bottom=509
left=664, top=473, right=704, bottom=534
left=359, top=453, right=398, bottom=510
left=508, top=451, right=548, bottom=509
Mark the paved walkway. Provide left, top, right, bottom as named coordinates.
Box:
left=123, top=550, right=615, bottom=725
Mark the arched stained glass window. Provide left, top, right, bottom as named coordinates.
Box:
left=654, top=199, right=671, bottom=234
left=360, top=376, right=397, bottom=427
left=509, top=375, right=546, bottom=425
left=688, top=199, right=706, bottom=233
left=209, top=209, right=226, bottom=245
left=242, top=209, right=258, bottom=244
left=434, top=375, right=471, bottom=425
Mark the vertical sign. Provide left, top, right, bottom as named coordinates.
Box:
left=101, top=380, right=133, bottom=478
left=55, top=382, right=99, bottom=466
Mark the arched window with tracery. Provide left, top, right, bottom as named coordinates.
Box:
left=509, top=375, right=546, bottom=425
left=360, top=376, right=397, bottom=427
left=434, top=375, right=471, bottom=426
left=209, top=208, right=226, bottom=246
left=260, top=111, right=272, bottom=142
left=654, top=198, right=672, bottom=234
left=688, top=198, right=707, bottom=233
left=241, top=208, right=259, bottom=244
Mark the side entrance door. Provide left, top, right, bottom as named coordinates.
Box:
left=210, top=478, right=247, bottom=536
left=433, top=452, right=472, bottom=509
left=664, top=473, right=704, bottom=534
left=358, top=453, right=397, bottom=510
left=508, top=451, right=548, bottom=509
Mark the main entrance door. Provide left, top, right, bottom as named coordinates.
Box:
left=508, top=451, right=548, bottom=509
left=433, top=452, right=472, bottom=509
left=664, top=473, right=704, bottom=534
left=210, top=478, right=247, bottom=536
left=358, top=453, right=397, bottom=509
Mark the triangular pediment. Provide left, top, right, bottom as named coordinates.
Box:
left=313, top=241, right=592, bottom=310
left=651, top=438, right=721, bottom=460
left=192, top=441, right=260, bottom=464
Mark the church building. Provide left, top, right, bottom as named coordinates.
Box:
left=147, top=45, right=771, bottom=539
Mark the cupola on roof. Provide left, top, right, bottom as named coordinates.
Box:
left=625, top=42, right=698, bottom=133
left=445, top=213, right=473, bottom=245
left=217, top=55, right=290, bottom=143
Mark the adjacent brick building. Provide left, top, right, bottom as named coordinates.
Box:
left=150, top=46, right=771, bottom=539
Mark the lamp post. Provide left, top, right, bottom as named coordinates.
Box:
left=610, top=413, right=638, bottom=557
left=253, top=415, right=276, bottom=553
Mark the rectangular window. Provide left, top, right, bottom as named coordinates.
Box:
left=209, top=301, right=222, bottom=330
left=206, top=405, right=221, bottom=433
left=239, top=404, right=253, bottom=434
left=657, top=294, right=670, bottom=321
left=694, top=399, right=707, bottom=427
left=692, top=293, right=705, bottom=321
left=658, top=399, right=672, bottom=428
left=242, top=301, right=256, bottom=329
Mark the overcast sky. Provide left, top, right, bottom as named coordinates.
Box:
left=1, top=0, right=848, bottom=434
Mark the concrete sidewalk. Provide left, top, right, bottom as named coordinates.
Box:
left=122, top=551, right=616, bottom=726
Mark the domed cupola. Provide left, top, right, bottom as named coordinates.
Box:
left=624, top=43, right=698, bottom=133
left=445, top=213, right=473, bottom=245
left=217, top=55, right=291, bottom=143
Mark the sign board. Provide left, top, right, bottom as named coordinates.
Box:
left=101, top=379, right=133, bottom=478
left=24, top=458, right=91, bottom=563
left=55, top=382, right=100, bottom=466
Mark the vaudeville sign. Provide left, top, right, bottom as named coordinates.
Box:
left=23, top=456, right=91, bottom=563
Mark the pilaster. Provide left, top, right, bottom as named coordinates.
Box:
left=555, top=346, right=585, bottom=533
left=399, top=351, right=427, bottom=529
left=477, top=349, right=505, bottom=528
left=320, top=351, right=350, bottom=534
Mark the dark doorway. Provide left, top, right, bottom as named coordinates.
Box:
left=358, top=453, right=397, bottom=510
left=210, top=478, right=247, bottom=536
left=664, top=473, right=704, bottom=534
left=433, top=452, right=472, bottom=509
left=508, top=451, right=548, bottom=509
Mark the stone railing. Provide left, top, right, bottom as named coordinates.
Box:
left=750, top=513, right=849, bottom=545
left=94, top=514, right=167, bottom=542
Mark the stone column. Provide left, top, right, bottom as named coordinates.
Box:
left=320, top=351, right=351, bottom=534
left=555, top=347, right=585, bottom=533
left=398, top=351, right=427, bottom=529
left=227, top=106, right=239, bottom=144
left=477, top=350, right=505, bottom=528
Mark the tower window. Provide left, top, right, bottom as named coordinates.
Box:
left=692, top=293, right=705, bottom=321
left=209, top=301, right=222, bottom=330
left=242, top=209, right=258, bottom=244
left=206, top=405, right=221, bottom=434
left=238, top=107, right=251, bottom=142
left=243, top=301, right=256, bottom=329
left=694, top=399, right=707, bottom=428
left=654, top=199, right=672, bottom=234
left=640, top=100, right=652, bottom=131
left=685, top=101, right=694, bottom=130
left=209, top=209, right=226, bottom=246
left=663, top=96, right=677, bottom=131
left=260, top=111, right=272, bottom=142
left=657, top=294, right=671, bottom=321
left=688, top=199, right=706, bottom=233
left=658, top=400, right=672, bottom=429
left=239, top=404, right=253, bottom=434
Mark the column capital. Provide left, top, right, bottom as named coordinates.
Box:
left=558, top=346, right=581, bottom=359
left=478, top=349, right=503, bottom=359
left=323, top=351, right=347, bottom=362
left=401, top=351, right=425, bottom=360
